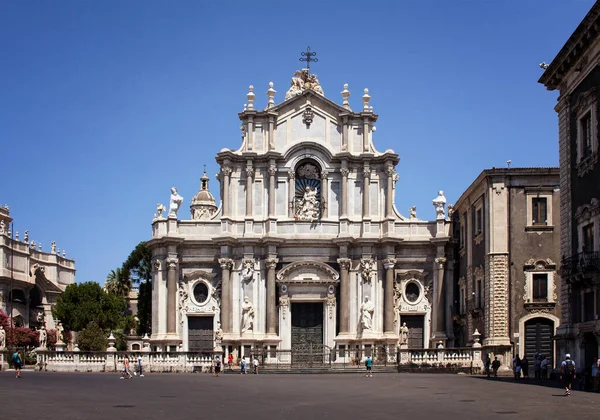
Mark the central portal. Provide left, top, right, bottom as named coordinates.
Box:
left=291, top=302, right=324, bottom=365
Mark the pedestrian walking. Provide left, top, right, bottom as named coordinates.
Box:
left=13, top=350, right=22, bottom=379
left=227, top=353, right=234, bottom=371
left=513, top=355, right=522, bottom=381
left=485, top=356, right=491, bottom=378
left=120, top=355, right=133, bottom=379
left=521, top=355, right=529, bottom=379
left=365, top=355, right=373, bottom=377
left=560, top=354, right=576, bottom=396
left=240, top=358, right=247, bottom=374
left=534, top=354, right=541, bottom=380
left=492, top=357, right=501, bottom=378
left=137, top=355, right=144, bottom=377
left=253, top=357, right=259, bottom=374
left=213, top=356, right=222, bottom=377
left=540, top=355, right=548, bottom=383
left=592, top=357, right=599, bottom=392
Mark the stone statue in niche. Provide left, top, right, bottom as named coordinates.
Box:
left=295, top=185, right=320, bottom=221
left=38, top=326, right=47, bottom=349
left=169, top=187, right=184, bottom=217
left=360, top=296, right=375, bottom=331
left=400, top=322, right=409, bottom=346
left=0, top=325, right=5, bottom=349
left=241, top=296, right=254, bottom=333
left=214, top=322, right=223, bottom=349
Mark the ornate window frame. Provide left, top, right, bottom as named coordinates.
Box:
left=572, top=88, right=599, bottom=177
left=575, top=198, right=600, bottom=253
left=473, top=200, right=484, bottom=245
left=523, top=259, right=557, bottom=305
left=525, top=189, right=555, bottom=231
left=190, top=280, right=212, bottom=307
left=473, top=265, right=484, bottom=309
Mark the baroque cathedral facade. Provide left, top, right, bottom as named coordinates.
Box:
left=147, top=68, right=453, bottom=361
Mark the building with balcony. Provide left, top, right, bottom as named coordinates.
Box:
left=0, top=204, right=76, bottom=330
left=539, top=2, right=600, bottom=369
left=451, top=168, right=561, bottom=368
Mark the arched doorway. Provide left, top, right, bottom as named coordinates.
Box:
left=524, top=317, right=555, bottom=369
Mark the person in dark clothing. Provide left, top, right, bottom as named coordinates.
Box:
left=513, top=356, right=522, bottom=380
left=534, top=354, right=541, bottom=380
left=485, top=356, right=491, bottom=378
left=492, top=357, right=501, bottom=378
left=561, top=354, right=576, bottom=396
left=521, top=355, right=529, bottom=379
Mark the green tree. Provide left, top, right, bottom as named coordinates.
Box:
left=77, top=321, right=108, bottom=351
left=105, top=268, right=131, bottom=298
left=122, top=241, right=153, bottom=336
left=52, top=282, right=126, bottom=332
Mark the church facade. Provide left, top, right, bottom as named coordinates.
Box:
left=147, top=68, right=453, bottom=362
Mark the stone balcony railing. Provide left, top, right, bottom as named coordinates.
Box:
left=560, top=251, right=600, bottom=283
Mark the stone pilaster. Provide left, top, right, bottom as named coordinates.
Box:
left=166, top=257, right=178, bottom=335
left=433, top=256, right=447, bottom=341
left=219, top=258, right=233, bottom=333
left=362, top=166, right=371, bottom=219
left=483, top=253, right=511, bottom=346
left=221, top=166, right=232, bottom=217
left=266, top=258, right=278, bottom=335
left=340, top=166, right=349, bottom=218
left=321, top=171, right=329, bottom=219
left=268, top=164, right=276, bottom=217
left=337, top=258, right=351, bottom=334
left=385, top=164, right=394, bottom=218
left=288, top=170, right=295, bottom=218
left=383, top=258, right=396, bottom=334
left=245, top=166, right=254, bottom=217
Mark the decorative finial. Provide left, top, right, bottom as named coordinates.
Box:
left=246, top=85, right=255, bottom=110
left=243, top=104, right=247, bottom=111
left=362, top=88, right=370, bottom=111
left=266, top=82, right=276, bottom=109
left=51, top=241, right=56, bottom=254
left=299, top=46, right=318, bottom=73
left=23, top=230, right=29, bottom=244
left=38, top=243, right=42, bottom=251
left=341, top=84, right=351, bottom=109
left=15, top=231, right=19, bottom=241
left=63, top=250, right=66, bottom=257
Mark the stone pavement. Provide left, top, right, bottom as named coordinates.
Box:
left=0, top=370, right=599, bottom=420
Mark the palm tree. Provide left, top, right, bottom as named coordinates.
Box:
left=105, top=268, right=132, bottom=297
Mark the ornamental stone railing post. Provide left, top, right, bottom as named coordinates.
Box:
left=337, top=258, right=351, bottom=334
left=383, top=258, right=396, bottom=334
left=166, top=257, right=179, bottom=334
left=219, top=258, right=234, bottom=333
left=266, top=258, right=278, bottom=334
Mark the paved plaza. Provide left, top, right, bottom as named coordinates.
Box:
left=1, top=371, right=599, bottom=420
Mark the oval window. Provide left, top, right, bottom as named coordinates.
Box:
left=405, top=282, right=420, bottom=303
left=193, top=283, right=209, bottom=304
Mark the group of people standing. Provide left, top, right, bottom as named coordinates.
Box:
left=212, top=354, right=259, bottom=376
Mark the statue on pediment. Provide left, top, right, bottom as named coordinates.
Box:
left=285, top=69, right=325, bottom=100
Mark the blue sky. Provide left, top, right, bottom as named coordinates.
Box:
left=0, top=0, right=593, bottom=283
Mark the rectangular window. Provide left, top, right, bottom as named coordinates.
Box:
left=584, top=291, right=595, bottom=322
left=476, top=280, right=482, bottom=309
left=581, top=112, right=592, bottom=159
left=476, top=209, right=483, bottom=235
left=459, top=223, right=465, bottom=248
left=583, top=223, right=594, bottom=252
left=532, top=197, right=548, bottom=226
left=532, top=273, right=548, bottom=302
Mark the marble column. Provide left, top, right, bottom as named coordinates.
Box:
left=245, top=167, right=254, bottom=217
left=321, top=171, right=329, bottom=219
left=288, top=170, right=295, bottom=218
left=362, top=166, right=371, bottom=219
left=337, top=258, right=351, bottom=334
left=383, top=258, right=396, bottom=334
left=219, top=258, right=233, bottom=333
left=340, top=167, right=349, bottom=218
left=434, top=256, right=447, bottom=339
left=268, top=164, right=276, bottom=217
left=385, top=164, right=395, bottom=218
left=222, top=166, right=232, bottom=217
left=266, top=258, right=278, bottom=334
left=166, top=257, right=178, bottom=334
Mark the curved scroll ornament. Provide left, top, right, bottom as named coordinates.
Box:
left=326, top=293, right=336, bottom=320
left=178, top=281, right=189, bottom=327
left=360, top=258, right=375, bottom=283
left=279, top=295, right=290, bottom=320
left=393, top=283, right=402, bottom=328
left=241, top=259, right=255, bottom=282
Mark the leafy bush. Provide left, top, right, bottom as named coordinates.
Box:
left=77, top=322, right=108, bottom=351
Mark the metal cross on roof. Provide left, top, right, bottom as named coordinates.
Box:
left=299, top=46, right=318, bottom=72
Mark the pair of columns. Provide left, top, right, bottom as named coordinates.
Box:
left=218, top=257, right=279, bottom=335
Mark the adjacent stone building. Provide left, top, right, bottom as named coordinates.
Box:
left=452, top=168, right=561, bottom=367
left=539, top=2, right=600, bottom=369
left=147, top=68, right=455, bottom=361
left=0, top=204, right=76, bottom=330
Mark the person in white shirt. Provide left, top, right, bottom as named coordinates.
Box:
left=253, top=357, right=259, bottom=374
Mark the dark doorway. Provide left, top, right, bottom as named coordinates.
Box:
left=188, top=316, right=214, bottom=352
left=524, top=317, right=554, bottom=369
left=584, top=332, right=598, bottom=373
left=402, top=315, right=424, bottom=348
left=291, top=302, right=324, bottom=365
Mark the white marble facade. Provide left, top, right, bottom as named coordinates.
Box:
left=148, top=69, right=452, bottom=358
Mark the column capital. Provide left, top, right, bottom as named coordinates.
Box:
left=268, top=165, right=277, bottom=176
left=337, top=258, right=352, bottom=270
left=385, top=164, right=395, bottom=177
left=265, top=258, right=279, bottom=269
left=221, top=166, right=232, bottom=176
left=383, top=258, right=396, bottom=270
left=218, top=258, right=234, bottom=270
left=435, top=257, right=447, bottom=269
left=321, top=171, right=329, bottom=180
left=166, top=257, right=178, bottom=270
left=288, top=170, right=295, bottom=180
left=363, top=167, right=371, bottom=179
left=360, top=258, right=375, bottom=282
left=340, top=168, right=350, bottom=178
left=153, top=259, right=162, bottom=273
left=245, top=167, right=255, bottom=178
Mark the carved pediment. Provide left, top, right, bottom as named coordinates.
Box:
left=524, top=258, right=557, bottom=270
left=276, top=260, right=339, bottom=283
left=183, top=270, right=217, bottom=283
